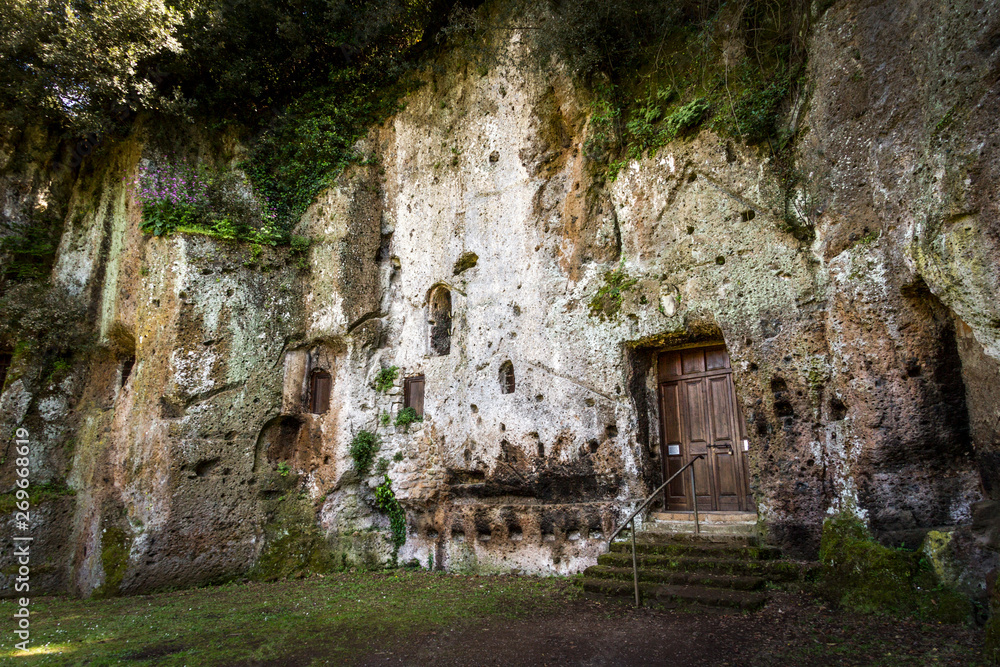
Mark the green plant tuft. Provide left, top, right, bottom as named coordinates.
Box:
left=394, top=407, right=423, bottom=430
left=373, top=366, right=399, bottom=393
left=662, top=97, right=710, bottom=139
left=349, top=430, right=381, bottom=477
left=374, top=474, right=406, bottom=561
left=588, top=261, right=638, bottom=320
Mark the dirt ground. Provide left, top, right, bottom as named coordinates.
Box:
left=350, top=593, right=982, bottom=667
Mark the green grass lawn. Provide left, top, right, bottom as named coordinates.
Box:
left=0, top=572, right=984, bottom=666
left=0, top=571, right=573, bottom=665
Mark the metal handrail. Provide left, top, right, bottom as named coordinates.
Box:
left=606, top=453, right=706, bottom=606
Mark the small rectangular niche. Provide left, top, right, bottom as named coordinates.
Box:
left=309, top=370, right=332, bottom=414
left=404, top=375, right=425, bottom=417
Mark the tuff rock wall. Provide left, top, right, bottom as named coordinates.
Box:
left=1, top=0, right=999, bottom=600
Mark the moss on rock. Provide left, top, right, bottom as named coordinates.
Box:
left=819, top=513, right=971, bottom=623
left=93, top=525, right=131, bottom=599
left=252, top=473, right=333, bottom=581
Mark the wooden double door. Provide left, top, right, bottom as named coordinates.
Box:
left=658, top=345, right=752, bottom=512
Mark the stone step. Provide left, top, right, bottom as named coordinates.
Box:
left=618, top=532, right=763, bottom=547
left=609, top=540, right=781, bottom=560
left=583, top=565, right=766, bottom=591
left=597, top=552, right=819, bottom=581
left=581, top=577, right=768, bottom=611
left=640, top=520, right=759, bottom=537
left=651, top=511, right=758, bottom=524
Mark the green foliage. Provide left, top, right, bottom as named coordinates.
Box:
left=392, top=451, right=404, bottom=462
left=140, top=201, right=198, bottom=237
left=134, top=160, right=281, bottom=244
left=349, top=430, right=381, bottom=477
left=819, top=513, right=970, bottom=622
left=277, top=461, right=291, bottom=477
left=394, top=407, right=423, bottom=430
left=583, top=82, right=622, bottom=164
left=374, top=474, right=407, bottom=559
left=539, top=1, right=813, bottom=180
left=242, top=73, right=412, bottom=226
left=0, top=213, right=62, bottom=282
left=290, top=235, right=311, bottom=253
left=588, top=261, right=638, bottom=320
left=534, top=0, right=687, bottom=83
left=380, top=412, right=391, bottom=427
left=722, top=63, right=796, bottom=145
left=0, top=0, right=186, bottom=133
left=663, top=98, right=711, bottom=139
left=373, top=366, right=399, bottom=393
left=375, top=457, right=390, bottom=475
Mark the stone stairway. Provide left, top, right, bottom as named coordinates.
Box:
left=581, top=514, right=818, bottom=611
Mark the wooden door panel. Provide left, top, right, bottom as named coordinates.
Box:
left=708, top=374, right=742, bottom=508
left=681, top=349, right=706, bottom=375
left=658, top=352, right=682, bottom=381
left=683, top=380, right=709, bottom=453
left=660, top=382, right=687, bottom=507
left=682, top=378, right=712, bottom=507
left=708, top=376, right=735, bottom=444
left=705, top=347, right=730, bottom=371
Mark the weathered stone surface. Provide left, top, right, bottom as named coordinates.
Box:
left=1, top=0, right=998, bottom=599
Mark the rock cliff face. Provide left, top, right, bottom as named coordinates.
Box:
left=1, top=0, right=999, bottom=599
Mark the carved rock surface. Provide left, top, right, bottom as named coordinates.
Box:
left=0, top=0, right=998, bottom=598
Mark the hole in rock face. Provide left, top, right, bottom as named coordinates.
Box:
left=605, top=424, right=618, bottom=439
left=829, top=397, right=848, bottom=421
left=715, top=255, right=726, bottom=265
left=256, top=415, right=310, bottom=472
left=509, top=528, right=523, bottom=541
left=499, top=360, right=515, bottom=394
left=588, top=440, right=599, bottom=453
left=120, top=356, right=135, bottom=388
left=194, top=458, right=220, bottom=477
left=537, top=441, right=545, bottom=458
left=428, top=286, right=452, bottom=356
left=741, top=210, right=756, bottom=222
left=687, top=226, right=695, bottom=235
